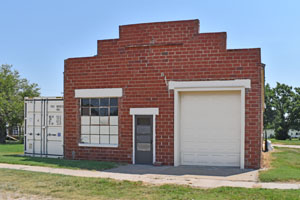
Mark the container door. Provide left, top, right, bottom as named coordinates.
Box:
left=45, top=100, right=64, bottom=156
left=25, top=100, right=43, bottom=155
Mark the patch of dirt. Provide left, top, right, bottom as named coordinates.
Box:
left=261, top=150, right=273, bottom=169
left=0, top=191, right=57, bottom=200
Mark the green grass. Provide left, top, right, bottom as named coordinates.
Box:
left=269, top=138, right=300, bottom=145
left=0, top=144, right=118, bottom=171
left=0, top=169, right=300, bottom=200
left=259, top=147, right=300, bottom=182
left=5, top=139, right=22, bottom=144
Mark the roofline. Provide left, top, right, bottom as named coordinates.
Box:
left=119, top=19, right=199, bottom=27
left=24, top=97, right=63, bottom=100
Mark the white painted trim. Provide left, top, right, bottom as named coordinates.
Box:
left=130, top=108, right=159, bottom=115
left=132, top=115, right=136, bottom=164
left=78, top=143, right=118, bottom=148
left=174, top=91, right=180, bottom=166
left=24, top=97, right=63, bottom=100
left=130, top=108, right=159, bottom=165
left=169, top=79, right=251, bottom=90
left=152, top=115, right=156, bottom=165
left=75, top=88, right=123, bottom=98
left=240, top=88, right=245, bottom=169
left=174, top=87, right=243, bottom=92
left=172, top=80, right=249, bottom=169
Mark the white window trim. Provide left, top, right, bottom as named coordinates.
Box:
left=78, top=143, right=118, bottom=148
left=75, top=88, right=123, bottom=98
left=130, top=108, right=159, bottom=115
left=170, top=79, right=251, bottom=169
left=77, top=92, right=121, bottom=147
left=130, top=108, right=159, bottom=164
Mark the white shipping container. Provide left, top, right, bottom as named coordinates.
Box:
left=24, top=97, right=64, bottom=157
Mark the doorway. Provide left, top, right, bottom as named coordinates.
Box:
left=135, top=115, right=153, bottom=164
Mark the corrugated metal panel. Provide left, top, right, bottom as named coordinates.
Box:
left=24, top=97, right=64, bottom=157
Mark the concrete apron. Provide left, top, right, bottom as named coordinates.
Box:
left=0, top=163, right=299, bottom=190
left=105, top=165, right=259, bottom=182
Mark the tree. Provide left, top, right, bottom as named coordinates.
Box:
left=264, top=82, right=300, bottom=140
left=292, top=87, right=300, bottom=131
left=264, top=84, right=276, bottom=129
left=0, top=64, right=40, bottom=143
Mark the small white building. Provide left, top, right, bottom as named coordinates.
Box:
left=265, top=129, right=300, bottom=139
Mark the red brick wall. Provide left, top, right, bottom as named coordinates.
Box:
left=64, top=19, right=262, bottom=168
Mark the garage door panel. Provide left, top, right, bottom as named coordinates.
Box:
left=180, top=91, right=241, bottom=167
left=181, top=153, right=196, bottom=163
left=182, top=133, right=240, bottom=142
left=182, top=152, right=240, bottom=166
left=182, top=147, right=240, bottom=154
left=196, top=154, right=210, bottom=165
left=181, top=138, right=240, bottom=150
left=181, top=120, right=239, bottom=134
left=182, top=128, right=240, bottom=138
left=209, top=155, right=240, bottom=166
left=181, top=142, right=240, bottom=152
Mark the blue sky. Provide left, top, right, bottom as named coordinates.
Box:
left=0, top=0, right=299, bottom=96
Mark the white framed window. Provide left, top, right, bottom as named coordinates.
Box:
left=79, top=98, right=118, bottom=146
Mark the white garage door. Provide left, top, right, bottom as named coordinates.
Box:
left=180, top=91, right=241, bottom=167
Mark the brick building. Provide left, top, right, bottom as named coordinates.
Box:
left=64, top=19, right=263, bottom=169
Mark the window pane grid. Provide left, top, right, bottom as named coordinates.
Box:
left=80, top=98, right=118, bottom=145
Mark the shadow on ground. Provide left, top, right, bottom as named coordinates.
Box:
left=2, top=154, right=118, bottom=171
left=104, top=164, right=255, bottom=177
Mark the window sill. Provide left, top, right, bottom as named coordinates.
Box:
left=78, top=143, right=118, bottom=148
